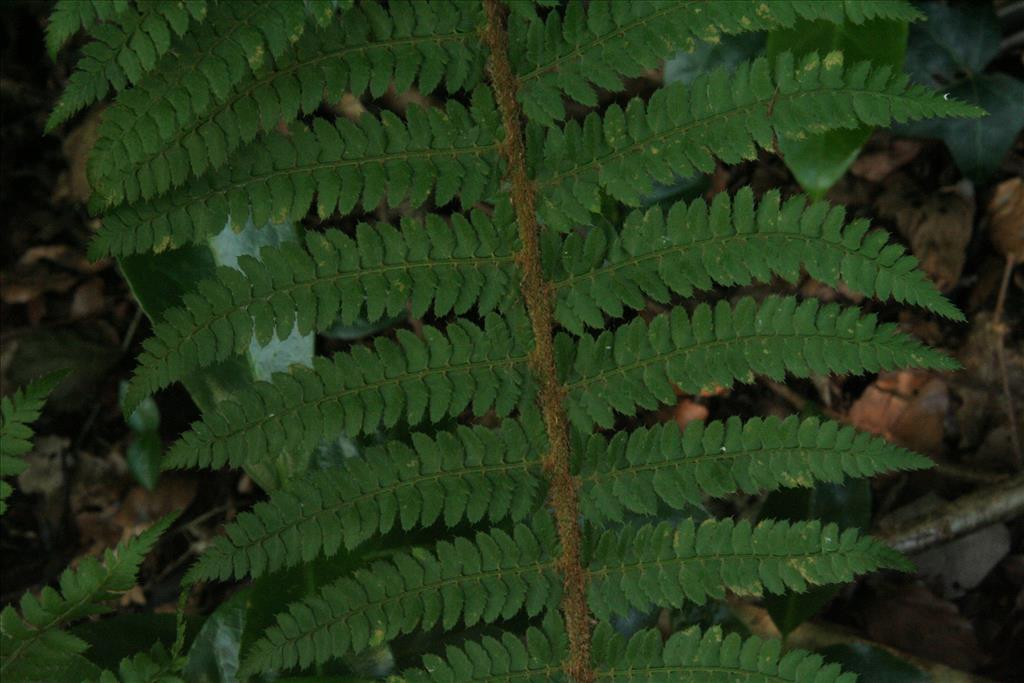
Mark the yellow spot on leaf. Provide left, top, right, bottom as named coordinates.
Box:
left=824, top=52, right=844, bottom=70
left=248, top=45, right=264, bottom=70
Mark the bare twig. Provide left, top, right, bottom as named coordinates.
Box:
left=992, top=253, right=1021, bottom=466
left=876, top=474, right=1024, bottom=554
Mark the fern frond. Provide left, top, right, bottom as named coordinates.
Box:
left=512, top=0, right=924, bottom=126
left=93, top=645, right=182, bottom=683
left=400, top=612, right=567, bottom=682
left=578, top=415, right=932, bottom=525
left=89, top=1, right=485, bottom=205
left=184, top=415, right=546, bottom=583
left=45, top=1, right=210, bottom=133
left=552, top=187, right=962, bottom=334
left=0, top=372, right=65, bottom=516
left=184, top=410, right=928, bottom=584
left=533, top=53, right=984, bottom=231
left=591, top=624, right=854, bottom=683
left=564, top=295, right=958, bottom=431
left=163, top=310, right=534, bottom=470
left=400, top=620, right=857, bottom=682
left=122, top=205, right=518, bottom=413
left=240, top=517, right=561, bottom=675
left=0, top=515, right=176, bottom=681
left=243, top=514, right=900, bottom=674
left=45, top=0, right=131, bottom=58
left=91, top=93, right=503, bottom=258
left=586, top=518, right=907, bottom=620
left=81, top=0, right=311, bottom=200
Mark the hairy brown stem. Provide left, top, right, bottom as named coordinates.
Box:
left=481, top=2, right=594, bottom=682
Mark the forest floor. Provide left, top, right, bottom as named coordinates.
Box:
left=2, top=2, right=1022, bottom=680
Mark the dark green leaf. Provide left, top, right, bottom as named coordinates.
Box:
left=124, top=394, right=160, bottom=434
left=820, top=643, right=929, bottom=682
left=72, top=614, right=188, bottom=671
left=767, top=19, right=908, bottom=197
left=119, top=215, right=314, bottom=488
left=664, top=34, right=764, bottom=87
left=760, top=479, right=872, bottom=633
left=126, top=431, right=162, bottom=490
left=904, top=2, right=1001, bottom=84
left=901, top=74, right=1024, bottom=183
left=182, top=589, right=248, bottom=682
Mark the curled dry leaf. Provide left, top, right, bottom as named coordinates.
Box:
left=673, top=398, right=709, bottom=431
left=876, top=175, right=975, bottom=291
left=987, top=176, right=1024, bottom=260
left=955, top=311, right=1024, bottom=456
left=850, top=138, right=922, bottom=182
left=863, top=583, right=986, bottom=671
left=70, top=277, right=105, bottom=319
left=848, top=371, right=948, bottom=455
left=51, top=106, right=104, bottom=205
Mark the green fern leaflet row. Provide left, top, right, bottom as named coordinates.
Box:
left=577, top=414, right=931, bottom=525
left=91, top=93, right=503, bottom=258
left=46, top=0, right=210, bottom=133
left=82, top=0, right=314, bottom=204
left=121, top=187, right=957, bottom=412
left=164, top=310, right=534, bottom=470
left=562, top=295, right=957, bottom=431
left=396, top=619, right=857, bottom=682
left=0, top=515, right=177, bottom=682
left=240, top=516, right=563, bottom=674
left=185, top=414, right=548, bottom=583
left=511, top=0, right=924, bottom=126
left=241, top=517, right=899, bottom=675
left=121, top=204, right=519, bottom=413
left=89, top=1, right=484, bottom=205
left=0, top=373, right=65, bottom=516
left=46, top=0, right=132, bottom=58
left=534, top=52, right=980, bottom=231
left=553, top=187, right=963, bottom=332
left=84, top=0, right=912, bottom=205
left=164, top=295, right=951, bottom=471
left=187, top=413, right=927, bottom=586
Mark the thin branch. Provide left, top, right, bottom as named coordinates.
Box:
left=992, top=253, right=1021, bottom=465
left=877, top=474, right=1024, bottom=554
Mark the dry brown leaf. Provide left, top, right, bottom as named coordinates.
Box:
left=850, top=138, right=922, bottom=182
left=955, top=311, right=1024, bottom=457
left=863, top=582, right=986, bottom=671
left=0, top=270, right=77, bottom=304
left=987, top=177, right=1024, bottom=260
left=876, top=176, right=975, bottom=291
left=673, top=399, right=709, bottom=431
left=70, top=277, right=105, bottom=319
left=848, top=371, right=948, bottom=455
left=52, top=106, right=104, bottom=205
left=19, top=244, right=109, bottom=274
left=112, top=477, right=197, bottom=540
left=118, top=584, right=147, bottom=607
left=16, top=435, right=69, bottom=498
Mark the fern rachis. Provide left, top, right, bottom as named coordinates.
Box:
left=35, top=0, right=987, bottom=680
